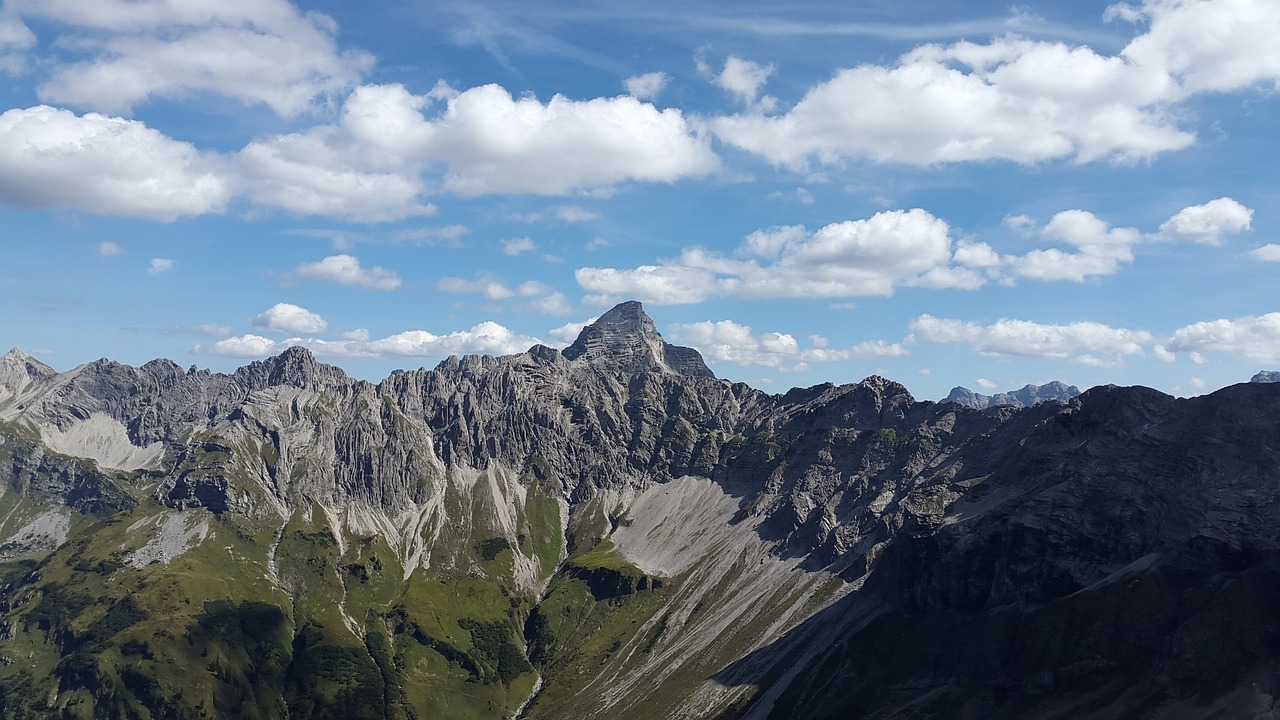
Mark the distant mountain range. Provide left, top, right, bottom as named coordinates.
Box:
left=943, top=380, right=1082, bottom=409
left=3, top=302, right=1280, bottom=719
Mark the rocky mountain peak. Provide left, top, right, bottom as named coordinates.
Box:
left=0, top=347, right=55, bottom=395
left=233, top=345, right=349, bottom=389
left=562, top=301, right=715, bottom=378
left=1252, top=370, right=1280, bottom=383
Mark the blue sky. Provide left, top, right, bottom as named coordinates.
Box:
left=1, top=0, right=1278, bottom=399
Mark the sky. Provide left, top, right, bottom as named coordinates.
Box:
left=1, top=0, right=1278, bottom=400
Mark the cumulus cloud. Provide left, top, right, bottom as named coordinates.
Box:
left=1008, top=209, right=1141, bottom=282
left=545, top=318, right=597, bottom=347
left=236, top=126, right=438, bottom=222
left=148, top=258, right=174, bottom=274
left=669, top=319, right=906, bottom=369
left=1112, top=0, right=1280, bottom=95
left=1249, top=244, right=1280, bottom=262
left=438, top=275, right=571, bottom=314
left=1165, top=312, right=1280, bottom=364
left=911, top=314, right=1154, bottom=363
left=715, top=56, right=777, bottom=110
left=252, top=303, right=328, bottom=335
left=409, top=83, right=719, bottom=195
left=578, top=208, right=976, bottom=305
left=9, top=0, right=372, bottom=116
left=202, top=334, right=280, bottom=358
left=200, top=321, right=543, bottom=360
left=1156, top=197, right=1253, bottom=245
left=624, top=71, right=668, bottom=100
left=0, top=106, right=229, bottom=220
left=364, top=323, right=540, bottom=358
left=295, top=254, right=402, bottom=291
left=1001, top=198, right=1252, bottom=283
left=229, top=81, right=718, bottom=220
left=96, top=242, right=124, bottom=257
left=555, top=206, right=601, bottom=223
left=393, top=224, right=471, bottom=246
left=502, top=237, right=536, bottom=256
left=579, top=196, right=1257, bottom=305
left=0, top=17, right=35, bottom=73
left=712, top=0, right=1280, bottom=168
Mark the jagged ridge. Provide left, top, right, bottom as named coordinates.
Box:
left=2, top=303, right=1280, bottom=720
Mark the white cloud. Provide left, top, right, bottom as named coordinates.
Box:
left=711, top=0, right=1280, bottom=169
left=1008, top=209, right=1140, bottom=282
left=0, top=17, right=35, bottom=73
left=712, top=38, right=1188, bottom=167
left=148, top=258, right=173, bottom=274
left=625, top=71, right=668, bottom=100
left=364, top=322, right=539, bottom=358
left=502, top=237, right=536, bottom=256
left=578, top=265, right=717, bottom=305
left=420, top=84, right=719, bottom=195
left=1156, top=197, right=1253, bottom=245
left=911, top=314, right=1153, bottom=362
left=11, top=0, right=372, bottom=116
left=546, top=318, right=597, bottom=347
left=394, top=224, right=471, bottom=246
left=669, top=320, right=906, bottom=369
left=438, top=275, right=571, bottom=314
left=0, top=106, right=228, bottom=220
left=203, top=333, right=279, bottom=358
left=295, top=254, right=402, bottom=291
left=227, top=81, right=718, bottom=220
left=252, top=303, right=328, bottom=335
left=1166, top=312, right=1280, bottom=364
left=201, top=321, right=543, bottom=360
left=715, top=56, right=776, bottom=109
left=1250, top=244, right=1280, bottom=262
left=975, top=378, right=999, bottom=389
left=236, top=126, right=438, bottom=222
left=96, top=242, right=124, bottom=257
left=556, top=206, right=601, bottom=222
left=578, top=208, right=971, bottom=305
left=1113, top=0, right=1280, bottom=95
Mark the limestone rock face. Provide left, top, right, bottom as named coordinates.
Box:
left=562, top=301, right=715, bottom=378
left=3, top=304, right=1280, bottom=720
left=944, top=379, right=1081, bottom=409
left=1251, top=370, right=1280, bottom=383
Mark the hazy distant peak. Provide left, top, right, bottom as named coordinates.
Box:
left=944, top=380, right=1081, bottom=409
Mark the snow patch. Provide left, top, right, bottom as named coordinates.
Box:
left=41, top=413, right=164, bottom=471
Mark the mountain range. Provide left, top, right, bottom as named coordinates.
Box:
left=2, top=301, right=1279, bottom=719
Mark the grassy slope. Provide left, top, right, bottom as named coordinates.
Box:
left=0, top=458, right=563, bottom=720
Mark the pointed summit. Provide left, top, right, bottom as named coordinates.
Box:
left=0, top=347, right=56, bottom=393
left=563, top=301, right=715, bottom=378
left=233, top=346, right=349, bottom=389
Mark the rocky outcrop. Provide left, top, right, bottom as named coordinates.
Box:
left=944, top=380, right=1080, bottom=409
left=1252, top=370, right=1280, bottom=383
